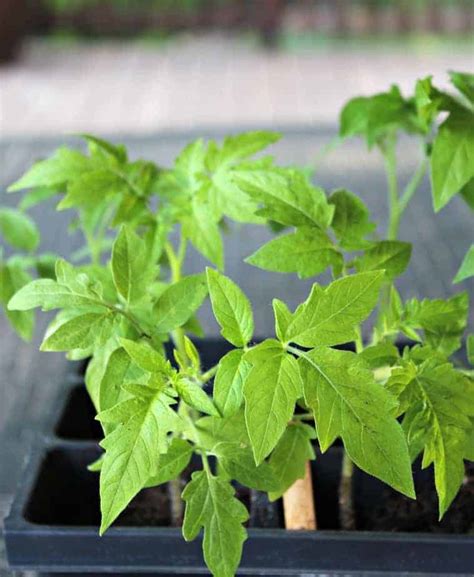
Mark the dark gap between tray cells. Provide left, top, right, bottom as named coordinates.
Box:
left=26, top=445, right=474, bottom=533
left=23, top=447, right=290, bottom=529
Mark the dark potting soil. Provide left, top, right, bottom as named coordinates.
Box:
left=357, top=462, right=474, bottom=534
left=117, top=485, right=171, bottom=527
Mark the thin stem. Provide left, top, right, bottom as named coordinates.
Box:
left=104, top=302, right=151, bottom=338
left=398, top=156, right=429, bottom=216
left=199, top=364, right=219, bottom=384
left=181, top=403, right=211, bottom=473
left=292, top=412, right=314, bottom=422
left=166, top=238, right=190, bottom=364
left=382, top=135, right=400, bottom=241
left=339, top=451, right=355, bottom=530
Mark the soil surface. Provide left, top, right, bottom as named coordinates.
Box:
left=117, top=486, right=171, bottom=527
left=358, top=463, right=474, bottom=534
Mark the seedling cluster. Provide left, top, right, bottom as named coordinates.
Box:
left=1, top=72, right=473, bottom=577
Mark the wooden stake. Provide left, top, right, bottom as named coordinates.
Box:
left=283, top=462, right=317, bottom=530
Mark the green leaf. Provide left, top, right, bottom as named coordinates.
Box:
left=286, top=271, right=385, bottom=347
left=213, top=349, right=251, bottom=417
left=213, top=442, right=280, bottom=492
left=453, top=245, right=474, bottom=283
left=182, top=201, right=223, bottom=270
left=300, top=347, right=415, bottom=498
left=468, top=334, right=474, bottom=366
left=415, top=76, right=441, bottom=130
left=340, top=87, right=421, bottom=147
left=355, top=240, right=411, bottom=281
left=244, top=348, right=303, bottom=464
left=272, top=298, right=293, bottom=342
left=182, top=470, right=248, bottom=577
left=120, top=338, right=172, bottom=376
left=234, top=169, right=334, bottom=229
left=359, top=342, right=400, bottom=369
left=389, top=356, right=474, bottom=516
left=99, top=347, right=134, bottom=415
left=112, top=226, right=154, bottom=304
left=98, top=382, right=180, bottom=534
left=403, top=293, right=469, bottom=356
left=0, top=263, right=34, bottom=340
left=0, top=208, right=40, bottom=252
left=329, top=189, right=375, bottom=250
left=207, top=131, right=280, bottom=170
left=449, top=70, right=474, bottom=104
left=431, top=110, right=474, bottom=211
left=268, top=422, right=316, bottom=501
left=87, top=455, right=104, bottom=472
left=40, top=311, right=113, bottom=351
left=175, top=378, right=219, bottom=416
left=153, top=274, right=208, bottom=333
left=246, top=226, right=342, bottom=279
left=58, top=169, right=126, bottom=210
left=459, top=178, right=474, bottom=211
left=197, top=410, right=250, bottom=450
left=18, top=186, right=59, bottom=210
left=145, top=438, right=193, bottom=488
left=8, top=278, right=98, bottom=311
left=206, top=268, right=253, bottom=347
left=8, top=147, right=92, bottom=192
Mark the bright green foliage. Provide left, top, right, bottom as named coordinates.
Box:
left=431, top=110, right=474, bottom=212
left=8, top=147, right=93, bottom=191
left=120, top=338, right=172, bottom=375
left=2, top=91, right=473, bottom=577
left=98, top=380, right=180, bottom=534
left=175, top=377, right=219, bottom=416
left=387, top=354, right=474, bottom=516
left=182, top=471, right=248, bottom=577
left=234, top=169, right=334, bottom=229
left=285, top=271, right=385, bottom=347
left=112, top=226, right=154, bottom=304
left=153, top=274, right=208, bottom=333
left=449, top=71, right=474, bottom=104
left=467, top=335, right=474, bottom=366
left=402, top=293, right=469, bottom=355
left=454, top=245, right=474, bottom=283
left=145, top=438, right=193, bottom=488
left=213, top=441, right=280, bottom=492
left=243, top=343, right=302, bottom=464
left=340, top=85, right=422, bottom=148
left=354, top=241, right=411, bottom=281
left=0, top=208, right=40, bottom=252
left=268, top=422, right=316, bottom=501
left=328, top=189, right=375, bottom=250
left=206, top=268, right=253, bottom=347
left=8, top=271, right=101, bottom=311
left=0, top=263, right=34, bottom=340
left=246, top=226, right=342, bottom=279
left=213, top=349, right=250, bottom=417
left=300, top=347, right=414, bottom=497
left=41, top=311, right=115, bottom=351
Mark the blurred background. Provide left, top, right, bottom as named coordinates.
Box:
left=0, top=0, right=473, bottom=135
left=0, top=5, right=473, bottom=573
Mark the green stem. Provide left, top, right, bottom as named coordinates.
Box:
left=181, top=403, right=211, bottom=473
left=166, top=238, right=190, bottom=364
left=398, top=156, right=429, bottom=216
left=104, top=303, right=151, bottom=338
left=292, top=412, right=314, bottom=422
left=200, top=364, right=219, bottom=384
left=339, top=450, right=355, bottom=530
left=382, top=136, right=400, bottom=241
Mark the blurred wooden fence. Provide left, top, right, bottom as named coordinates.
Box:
left=1, top=1, right=473, bottom=63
